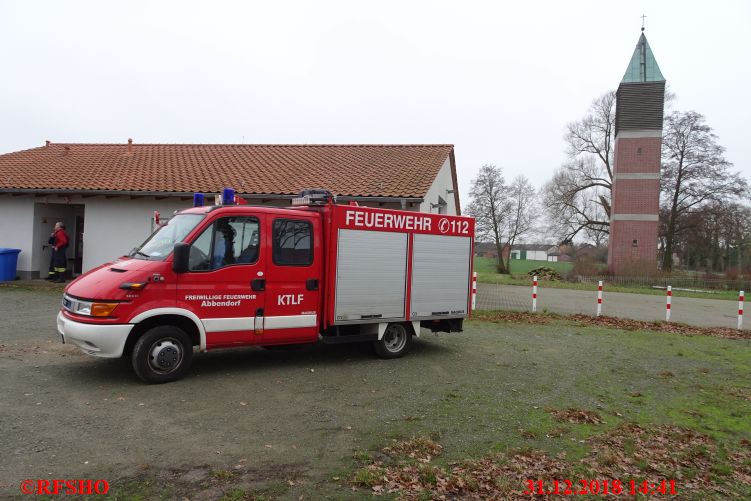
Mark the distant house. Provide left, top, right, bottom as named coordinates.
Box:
left=546, top=248, right=562, bottom=262
left=474, top=242, right=499, bottom=258
left=509, top=244, right=559, bottom=262
left=474, top=242, right=560, bottom=262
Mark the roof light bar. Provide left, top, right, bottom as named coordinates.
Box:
left=292, top=188, right=334, bottom=206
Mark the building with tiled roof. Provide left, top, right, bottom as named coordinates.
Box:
left=0, top=141, right=460, bottom=278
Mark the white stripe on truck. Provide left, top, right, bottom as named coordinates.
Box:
left=264, top=314, right=317, bottom=330
left=203, top=314, right=317, bottom=333
left=202, top=317, right=254, bottom=333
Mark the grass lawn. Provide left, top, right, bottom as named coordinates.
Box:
left=474, top=257, right=740, bottom=301
left=474, top=256, right=573, bottom=276
left=344, top=315, right=751, bottom=499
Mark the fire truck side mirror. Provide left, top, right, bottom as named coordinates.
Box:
left=172, top=242, right=191, bottom=274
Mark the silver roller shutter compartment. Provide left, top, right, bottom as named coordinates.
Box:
left=410, top=234, right=471, bottom=319
left=335, top=229, right=407, bottom=322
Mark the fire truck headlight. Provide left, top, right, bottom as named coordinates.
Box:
left=74, top=300, right=92, bottom=315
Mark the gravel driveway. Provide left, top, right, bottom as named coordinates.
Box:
left=0, top=287, right=467, bottom=499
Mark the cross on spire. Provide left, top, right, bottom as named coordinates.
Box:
left=641, top=14, right=647, bottom=31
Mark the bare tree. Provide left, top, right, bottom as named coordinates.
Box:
left=543, top=91, right=615, bottom=242
left=500, top=175, right=538, bottom=272
left=543, top=160, right=611, bottom=242
left=660, top=111, right=748, bottom=271
left=468, top=168, right=539, bottom=274
left=669, top=202, right=751, bottom=272
left=467, top=164, right=510, bottom=273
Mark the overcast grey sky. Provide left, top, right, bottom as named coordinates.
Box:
left=1, top=1, right=749, bottom=206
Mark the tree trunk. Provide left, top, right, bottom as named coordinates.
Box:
left=662, top=156, right=685, bottom=273
left=494, top=242, right=507, bottom=274
left=662, top=220, right=675, bottom=272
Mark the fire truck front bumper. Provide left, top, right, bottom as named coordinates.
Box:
left=57, top=312, right=133, bottom=358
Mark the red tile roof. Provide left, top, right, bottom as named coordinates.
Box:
left=0, top=143, right=455, bottom=201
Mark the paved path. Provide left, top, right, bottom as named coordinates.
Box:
left=476, top=283, right=741, bottom=330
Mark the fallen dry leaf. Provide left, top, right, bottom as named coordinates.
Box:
left=473, top=311, right=751, bottom=340
left=547, top=407, right=603, bottom=425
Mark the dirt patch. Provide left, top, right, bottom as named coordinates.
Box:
left=473, top=310, right=751, bottom=340
left=382, top=437, right=443, bottom=463
left=725, top=387, right=751, bottom=401
left=547, top=408, right=603, bottom=425
left=96, top=461, right=307, bottom=500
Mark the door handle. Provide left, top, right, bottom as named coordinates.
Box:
left=306, top=278, right=319, bottom=291
left=251, top=278, right=266, bottom=291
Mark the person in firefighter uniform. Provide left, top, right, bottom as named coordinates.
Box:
left=47, top=222, right=70, bottom=283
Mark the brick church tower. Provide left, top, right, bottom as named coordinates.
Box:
left=608, top=31, right=666, bottom=275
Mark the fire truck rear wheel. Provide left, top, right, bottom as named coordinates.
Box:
left=132, top=326, right=193, bottom=384
left=373, top=323, right=412, bottom=359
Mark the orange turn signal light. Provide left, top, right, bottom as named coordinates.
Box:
left=91, top=303, right=119, bottom=317
left=119, top=282, right=147, bottom=291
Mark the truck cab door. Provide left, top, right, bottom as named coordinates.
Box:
left=260, top=215, right=322, bottom=344
left=176, top=214, right=266, bottom=349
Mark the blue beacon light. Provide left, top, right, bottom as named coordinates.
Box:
left=222, top=187, right=235, bottom=205
left=193, top=193, right=205, bottom=207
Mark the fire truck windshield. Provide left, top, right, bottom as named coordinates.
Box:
left=130, top=213, right=205, bottom=260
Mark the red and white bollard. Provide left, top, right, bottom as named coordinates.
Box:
left=471, top=272, right=477, bottom=311
left=738, top=290, right=744, bottom=330
left=596, top=281, right=603, bottom=316
left=532, top=275, right=538, bottom=313
left=665, top=286, right=672, bottom=322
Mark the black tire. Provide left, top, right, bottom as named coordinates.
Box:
left=372, top=323, right=413, bottom=359
left=132, top=325, right=193, bottom=384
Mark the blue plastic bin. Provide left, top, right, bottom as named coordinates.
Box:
left=0, top=248, right=21, bottom=281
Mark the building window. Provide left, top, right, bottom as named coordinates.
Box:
left=632, top=239, right=638, bottom=247
left=273, top=219, right=313, bottom=266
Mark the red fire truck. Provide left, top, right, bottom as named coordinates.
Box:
left=57, top=190, right=476, bottom=383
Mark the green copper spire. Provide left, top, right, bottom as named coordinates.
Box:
left=621, top=32, right=664, bottom=83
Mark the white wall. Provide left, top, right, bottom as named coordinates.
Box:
left=0, top=197, right=35, bottom=275
left=82, top=197, right=188, bottom=271
left=528, top=250, right=548, bottom=261
left=419, top=158, right=458, bottom=215
left=511, top=249, right=550, bottom=261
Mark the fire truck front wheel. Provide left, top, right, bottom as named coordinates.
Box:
left=373, top=323, right=413, bottom=359
left=132, top=326, right=193, bottom=384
